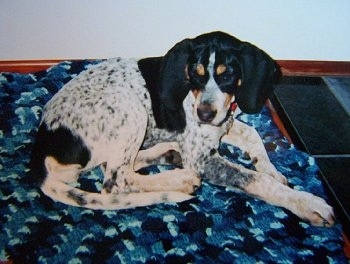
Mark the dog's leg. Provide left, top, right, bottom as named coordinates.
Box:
left=45, top=156, right=81, bottom=183
left=243, top=172, right=335, bottom=227
left=41, top=176, right=195, bottom=210
left=127, top=168, right=200, bottom=194
left=102, top=154, right=199, bottom=196
left=222, top=119, right=287, bottom=184
left=202, top=156, right=334, bottom=227
left=100, top=160, right=200, bottom=205
left=98, top=138, right=198, bottom=193
left=134, top=141, right=181, bottom=170
left=41, top=150, right=198, bottom=209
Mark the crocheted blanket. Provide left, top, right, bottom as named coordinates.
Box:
left=0, top=60, right=346, bottom=263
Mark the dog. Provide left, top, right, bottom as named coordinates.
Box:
left=30, top=31, right=334, bottom=227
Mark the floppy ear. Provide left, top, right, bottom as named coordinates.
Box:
left=158, top=38, right=192, bottom=110
left=236, top=42, right=280, bottom=114
left=158, top=38, right=193, bottom=131
left=138, top=56, right=165, bottom=127
left=138, top=38, right=192, bottom=132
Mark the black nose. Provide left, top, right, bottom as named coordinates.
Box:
left=197, top=104, right=217, bottom=122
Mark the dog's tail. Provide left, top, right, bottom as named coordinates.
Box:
left=40, top=177, right=193, bottom=210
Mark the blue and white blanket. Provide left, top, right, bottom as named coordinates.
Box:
left=0, top=60, right=346, bottom=263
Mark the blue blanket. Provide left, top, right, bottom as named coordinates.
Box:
left=0, top=60, right=346, bottom=263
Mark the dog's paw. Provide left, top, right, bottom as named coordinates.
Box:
left=293, top=192, right=335, bottom=227
left=175, top=169, right=201, bottom=194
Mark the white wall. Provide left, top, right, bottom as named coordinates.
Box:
left=1, top=0, right=350, bottom=61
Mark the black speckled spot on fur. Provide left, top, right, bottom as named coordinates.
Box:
left=112, top=171, right=118, bottom=181
left=111, top=197, right=120, bottom=204
left=101, top=162, right=107, bottom=171
left=107, top=106, right=115, bottom=114
left=161, top=193, right=169, bottom=202
left=124, top=201, right=132, bottom=207
left=67, top=190, right=87, bottom=206
left=90, top=199, right=103, bottom=205
left=103, top=179, right=115, bottom=193
left=209, top=148, right=217, bottom=156
left=201, top=156, right=255, bottom=188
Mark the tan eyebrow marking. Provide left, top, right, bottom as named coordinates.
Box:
left=196, top=64, right=205, bottom=76
left=216, top=64, right=226, bottom=75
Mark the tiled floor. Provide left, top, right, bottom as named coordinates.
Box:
left=271, top=76, right=350, bottom=236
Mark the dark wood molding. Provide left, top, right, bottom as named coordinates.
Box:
left=0, top=59, right=350, bottom=76
left=0, top=60, right=64, bottom=73
left=266, top=100, right=292, bottom=143
left=278, top=60, right=350, bottom=76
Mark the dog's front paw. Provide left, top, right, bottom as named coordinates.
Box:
left=176, top=169, right=201, bottom=194
left=293, top=192, right=335, bottom=227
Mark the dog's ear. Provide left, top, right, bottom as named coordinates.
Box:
left=138, top=39, right=192, bottom=131
left=158, top=38, right=192, bottom=110
left=236, top=42, right=280, bottom=114
left=158, top=38, right=192, bottom=131
left=138, top=56, right=163, bottom=93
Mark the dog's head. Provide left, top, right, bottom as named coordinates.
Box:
left=138, top=31, right=280, bottom=131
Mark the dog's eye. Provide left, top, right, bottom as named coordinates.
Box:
left=217, top=70, right=238, bottom=84
left=220, top=72, right=233, bottom=81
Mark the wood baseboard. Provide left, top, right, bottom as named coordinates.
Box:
left=0, top=59, right=349, bottom=76
left=0, top=60, right=64, bottom=73
left=278, top=60, right=350, bottom=76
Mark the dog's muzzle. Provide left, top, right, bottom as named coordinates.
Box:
left=197, top=103, right=217, bottom=123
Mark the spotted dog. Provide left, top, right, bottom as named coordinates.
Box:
left=30, top=31, right=334, bottom=227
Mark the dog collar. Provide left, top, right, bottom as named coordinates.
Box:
left=222, top=102, right=237, bottom=134
left=230, top=102, right=238, bottom=113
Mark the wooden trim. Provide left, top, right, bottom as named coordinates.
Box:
left=0, top=59, right=350, bottom=75
left=266, top=100, right=292, bottom=143
left=0, top=60, right=64, bottom=73
left=278, top=60, right=350, bottom=76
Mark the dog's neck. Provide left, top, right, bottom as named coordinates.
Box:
left=181, top=94, right=237, bottom=139
left=178, top=94, right=237, bottom=172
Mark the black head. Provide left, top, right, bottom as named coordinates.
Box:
left=138, top=31, right=280, bottom=132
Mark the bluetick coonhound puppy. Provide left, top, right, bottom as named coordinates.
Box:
left=30, top=31, right=334, bottom=227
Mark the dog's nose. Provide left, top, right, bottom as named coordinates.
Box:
left=197, top=104, right=217, bottom=122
